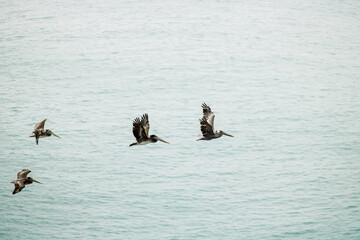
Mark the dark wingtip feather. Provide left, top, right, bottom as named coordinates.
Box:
left=202, top=103, right=211, bottom=111
left=202, top=103, right=209, bottom=108
left=133, top=117, right=141, bottom=124
left=142, top=113, right=148, bottom=121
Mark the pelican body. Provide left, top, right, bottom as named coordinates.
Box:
left=10, top=169, right=42, bottom=195
left=130, top=113, right=170, bottom=146
left=30, top=119, right=61, bottom=145
left=197, top=103, right=234, bottom=141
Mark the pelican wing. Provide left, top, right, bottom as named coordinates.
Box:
left=12, top=180, right=25, bottom=194
left=17, top=169, right=31, bottom=180
left=141, top=113, right=150, bottom=138
left=200, top=116, right=215, bottom=138
left=132, top=116, right=148, bottom=141
left=34, top=119, right=47, bottom=131
left=201, top=103, right=215, bottom=132
left=202, top=103, right=213, bottom=119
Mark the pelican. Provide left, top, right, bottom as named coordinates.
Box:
left=130, top=113, right=170, bottom=146
left=30, top=119, right=61, bottom=145
left=10, top=169, right=42, bottom=194
left=197, top=103, right=234, bottom=141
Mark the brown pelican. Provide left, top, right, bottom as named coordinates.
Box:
left=10, top=169, right=42, bottom=194
left=130, top=113, right=170, bottom=146
left=197, top=103, right=234, bottom=141
left=30, top=119, right=61, bottom=145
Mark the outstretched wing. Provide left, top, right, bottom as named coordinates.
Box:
left=17, top=169, right=31, bottom=180
left=132, top=114, right=150, bottom=141
left=12, top=180, right=25, bottom=194
left=34, top=119, right=47, bottom=131
left=200, top=116, right=215, bottom=138
left=202, top=103, right=213, bottom=119
left=201, top=103, right=215, bottom=129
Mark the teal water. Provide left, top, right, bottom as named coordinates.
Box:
left=1, top=0, right=360, bottom=239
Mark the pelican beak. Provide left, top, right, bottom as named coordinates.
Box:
left=33, top=179, right=42, bottom=184
left=51, top=132, right=61, bottom=138
left=157, top=137, right=170, bottom=144
left=223, top=132, right=234, bottom=137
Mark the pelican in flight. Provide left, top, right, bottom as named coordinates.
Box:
left=130, top=113, right=170, bottom=146
left=30, top=119, right=61, bottom=145
left=197, top=103, right=234, bottom=141
left=10, top=169, right=42, bottom=194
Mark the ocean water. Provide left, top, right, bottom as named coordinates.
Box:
left=1, top=0, right=359, bottom=239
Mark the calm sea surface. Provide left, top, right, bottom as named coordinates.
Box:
left=1, top=0, right=359, bottom=239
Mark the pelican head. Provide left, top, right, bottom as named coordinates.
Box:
left=150, top=135, right=170, bottom=144
left=28, top=177, right=42, bottom=184
left=219, top=130, right=234, bottom=137
left=46, top=129, right=61, bottom=138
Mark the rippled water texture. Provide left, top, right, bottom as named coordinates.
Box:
left=1, top=0, right=360, bottom=239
